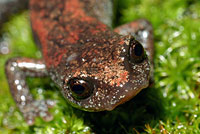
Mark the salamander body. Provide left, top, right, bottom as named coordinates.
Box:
left=4, top=0, right=153, bottom=125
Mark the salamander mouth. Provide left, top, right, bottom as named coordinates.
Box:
left=61, top=36, right=151, bottom=112
left=104, top=56, right=151, bottom=111
left=104, top=79, right=149, bottom=111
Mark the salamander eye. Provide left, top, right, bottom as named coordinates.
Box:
left=128, top=39, right=146, bottom=63
left=68, top=78, right=93, bottom=100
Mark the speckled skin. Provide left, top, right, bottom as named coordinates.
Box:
left=4, top=0, right=153, bottom=125
left=114, top=19, right=154, bottom=82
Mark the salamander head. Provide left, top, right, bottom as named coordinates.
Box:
left=61, top=35, right=150, bottom=111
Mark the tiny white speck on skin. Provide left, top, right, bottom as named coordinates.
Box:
left=124, top=37, right=131, bottom=46
left=89, top=105, right=93, bottom=108
left=10, top=66, right=15, bottom=71
left=12, top=62, right=17, bottom=67
left=82, top=58, right=85, bottom=62
left=142, top=31, right=148, bottom=38
left=89, top=101, right=93, bottom=105
left=119, top=84, right=123, bottom=87
left=15, top=80, right=19, bottom=85
left=146, top=67, right=150, bottom=71
left=95, top=91, right=99, bottom=96
left=119, top=95, right=125, bottom=99
left=21, top=95, right=26, bottom=101
left=80, top=73, right=87, bottom=77
left=110, top=99, right=117, bottom=105
left=17, top=85, right=22, bottom=90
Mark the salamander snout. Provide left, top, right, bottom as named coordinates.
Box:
left=61, top=35, right=150, bottom=112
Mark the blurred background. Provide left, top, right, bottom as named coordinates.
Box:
left=0, top=0, right=200, bottom=133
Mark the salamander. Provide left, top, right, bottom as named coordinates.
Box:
left=3, top=0, right=154, bottom=125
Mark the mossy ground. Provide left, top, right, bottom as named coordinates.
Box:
left=0, top=0, right=200, bottom=133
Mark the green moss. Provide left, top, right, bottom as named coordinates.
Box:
left=116, top=0, right=200, bottom=133
left=0, top=0, right=200, bottom=133
left=0, top=13, right=91, bottom=134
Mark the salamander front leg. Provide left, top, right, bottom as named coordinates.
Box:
left=5, top=58, right=55, bottom=125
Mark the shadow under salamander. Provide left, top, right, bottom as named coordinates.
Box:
left=80, top=86, right=166, bottom=134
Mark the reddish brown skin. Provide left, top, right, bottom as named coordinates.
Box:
left=114, top=19, right=154, bottom=83
left=30, top=0, right=151, bottom=111
left=5, top=0, right=153, bottom=125
left=31, top=0, right=108, bottom=68
left=114, top=19, right=154, bottom=64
